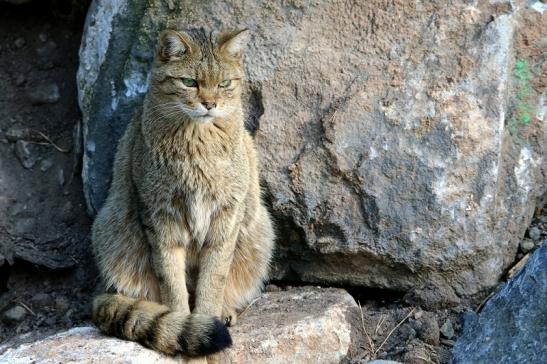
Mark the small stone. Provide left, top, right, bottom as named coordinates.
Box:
left=57, top=168, right=65, bottom=186
left=39, top=158, right=54, bottom=172
left=14, top=37, right=25, bottom=49
left=14, top=217, right=35, bottom=235
left=414, top=313, right=440, bottom=346
left=36, top=41, right=57, bottom=57
left=528, top=226, right=541, bottom=241
left=540, top=216, right=547, bottom=224
left=28, top=83, right=60, bottom=105
left=3, top=306, right=27, bottom=324
left=403, top=282, right=461, bottom=310
left=441, top=338, right=456, bottom=346
left=55, top=296, right=70, bottom=311
left=440, top=319, right=455, bottom=339
left=38, top=33, right=48, bottom=42
left=14, top=140, right=36, bottom=169
left=32, top=293, right=52, bottom=307
left=264, top=284, right=281, bottom=292
left=15, top=74, right=26, bottom=87
left=520, top=239, right=535, bottom=253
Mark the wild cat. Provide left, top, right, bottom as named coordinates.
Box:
left=91, top=28, right=274, bottom=357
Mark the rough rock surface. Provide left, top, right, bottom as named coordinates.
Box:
left=77, top=0, right=546, bottom=294
left=0, top=287, right=356, bottom=364
left=452, top=242, right=547, bottom=363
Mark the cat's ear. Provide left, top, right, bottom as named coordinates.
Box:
left=218, top=29, right=250, bottom=57
left=158, top=29, right=193, bottom=61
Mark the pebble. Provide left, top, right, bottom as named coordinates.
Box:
left=415, top=314, right=440, bottom=346
left=57, top=168, right=65, bottom=186
left=14, top=217, right=35, bottom=235
left=5, top=126, right=42, bottom=142
left=14, top=140, right=37, bottom=169
left=15, top=74, right=26, bottom=87
left=55, top=296, right=70, bottom=311
left=264, top=284, right=281, bottom=292
left=441, top=339, right=456, bottom=347
left=528, top=226, right=541, bottom=241
left=32, top=293, right=52, bottom=307
left=14, top=37, right=25, bottom=49
left=36, top=41, right=57, bottom=57
left=38, top=33, right=48, bottom=42
left=39, top=158, right=54, bottom=172
left=2, top=305, right=27, bottom=323
left=28, top=83, right=60, bottom=105
left=440, top=319, right=455, bottom=339
left=520, top=239, right=535, bottom=253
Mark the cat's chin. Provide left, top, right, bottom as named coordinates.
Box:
left=193, top=115, right=215, bottom=124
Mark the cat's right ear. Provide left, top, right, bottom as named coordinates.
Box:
left=158, top=30, right=193, bottom=61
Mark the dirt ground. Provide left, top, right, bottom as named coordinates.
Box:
left=0, top=0, right=95, bottom=343
left=0, top=2, right=544, bottom=363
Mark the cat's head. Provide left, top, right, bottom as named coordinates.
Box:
left=149, top=28, right=249, bottom=123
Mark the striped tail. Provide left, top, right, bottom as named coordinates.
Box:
left=92, top=294, right=232, bottom=357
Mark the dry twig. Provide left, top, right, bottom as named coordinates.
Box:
left=34, top=130, right=69, bottom=153
left=375, top=308, right=415, bottom=355
left=358, top=302, right=376, bottom=354
left=237, top=297, right=260, bottom=319
left=13, top=300, right=36, bottom=316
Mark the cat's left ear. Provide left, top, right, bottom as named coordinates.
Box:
left=218, top=29, right=250, bottom=57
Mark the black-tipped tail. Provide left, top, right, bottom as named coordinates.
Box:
left=92, top=294, right=232, bottom=357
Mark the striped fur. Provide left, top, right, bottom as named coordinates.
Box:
left=93, top=294, right=232, bottom=356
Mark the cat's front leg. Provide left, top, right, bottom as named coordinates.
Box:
left=145, top=219, right=191, bottom=314
left=194, top=211, right=239, bottom=318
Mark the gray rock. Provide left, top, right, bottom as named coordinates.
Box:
left=54, top=296, right=70, bottom=311
left=15, top=74, right=25, bottom=86
left=39, top=158, right=54, bottom=172
left=528, top=226, right=541, bottom=241
left=77, top=1, right=545, bottom=295
left=31, top=293, right=52, bottom=307
left=28, top=83, right=60, bottom=105
left=439, top=319, right=455, bottom=339
left=2, top=306, right=27, bottom=324
left=0, top=287, right=356, bottom=364
left=14, top=140, right=36, bottom=169
left=36, top=41, right=57, bottom=58
left=414, top=313, right=440, bottom=346
left=14, top=37, right=25, bottom=49
left=403, top=282, right=461, bottom=310
left=520, top=238, right=535, bottom=253
left=452, top=243, right=547, bottom=363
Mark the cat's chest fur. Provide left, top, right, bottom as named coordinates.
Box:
left=144, top=139, right=247, bottom=248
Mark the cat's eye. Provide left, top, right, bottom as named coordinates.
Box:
left=181, top=78, right=198, bottom=87
left=219, top=80, right=231, bottom=88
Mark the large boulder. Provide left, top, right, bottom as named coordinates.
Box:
left=452, top=242, right=547, bottom=363
left=0, top=287, right=356, bottom=364
left=77, top=1, right=546, bottom=295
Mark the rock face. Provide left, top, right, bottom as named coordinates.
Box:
left=0, top=287, right=356, bottom=364
left=78, top=1, right=546, bottom=295
left=452, top=242, right=547, bottom=363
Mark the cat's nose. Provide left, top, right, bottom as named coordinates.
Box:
left=201, top=101, right=216, bottom=110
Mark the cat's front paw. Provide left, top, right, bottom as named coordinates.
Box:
left=222, top=307, right=237, bottom=327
